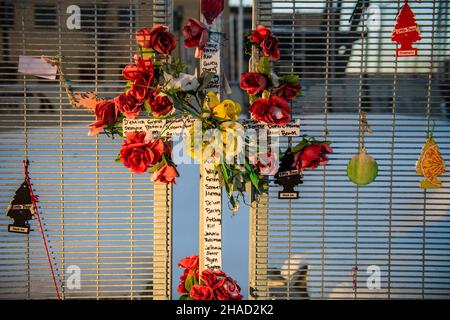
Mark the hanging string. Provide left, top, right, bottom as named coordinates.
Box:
left=351, top=266, right=358, bottom=291
left=23, top=160, right=62, bottom=300
left=359, top=111, right=373, bottom=151
left=41, top=54, right=77, bottom=107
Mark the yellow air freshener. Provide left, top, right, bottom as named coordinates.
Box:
left=416, top=137, right=446, bottom=189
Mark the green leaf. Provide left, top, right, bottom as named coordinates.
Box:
left=184, top=274, right=195, bottom=293
left=249, top=95, right=258, bottom=105
left=256, top=56, right=271, bottom=76
left=279, top=74, right=300, bottom=84
left=140, top=48, right=155, bottom=59
left=170, top=58, right=188, bottom=78
left=114, top=153, right=121, bottom=163
left=179, top=295, right=190, bottom=300
left=124, top=81, right=133, bottom=92
left=143, top=100, right=152, bottom=116
left=149, top=160, right=165, bottom=174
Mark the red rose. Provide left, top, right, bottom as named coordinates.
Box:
left=249, top=25, right=271, bottom=44
left=239, top=72, right=267, bottom=95
left=148, top=25, right=176, bottom=55
left=114, top=92, right=142, bottom=119
left=201, top=270, right=225, bottom=290
left=260, top=35, right=280, bottom=61
left=151, top=164, right=179, bottom=184
left=183, top=18, right=208, bottom=50
left=178, top=255, right=199, bottom=270
left=130, top=77, right=149, bottom=101
left=120, top=132, right=164, bottom=174
left=88, top=99, right=118, bottom=135
left=273, top=83, right=301, bottom=101
left=148, top=92, right=174, bottom=117
left=177, top=269, right=189, bottom=294
left=250, top=96, right=291, bottom=126
left=190, top=285, right=215, bottom=300
left=136, top=28, right=151, bottom=48
left=214, top=271, right=243, bottom=300
left=122, top=56, right=154, bottom=83
left=293, top=143, right=333, bottom=172
left=201, top=0, right=224, bottom=25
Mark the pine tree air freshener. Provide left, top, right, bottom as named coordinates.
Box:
left=391, top=0, right=421, bottom=57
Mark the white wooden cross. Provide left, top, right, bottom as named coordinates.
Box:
left=122, top=7, right=300, bottom=275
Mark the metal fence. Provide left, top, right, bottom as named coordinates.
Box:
left=249, top=0, right=450, bottom=299
left=0, top=0, right=172, bottom=300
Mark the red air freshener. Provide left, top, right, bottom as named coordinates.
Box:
left=392, top=1, right=421, bottom=57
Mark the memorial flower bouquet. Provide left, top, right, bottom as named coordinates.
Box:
left=242, top=25, right=302, bottom=126
left=177, top=255, right=243, bottom=300
left=70, top=19, right=303, bottom=209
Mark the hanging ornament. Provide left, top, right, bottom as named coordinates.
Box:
left=6, top=160, right=62, bottom=299
left=391, top=0, right=422, bottom=57
left=416, top=135, right=446, bottom=189
left=347, top=148, right=378, bottom=186
left=347, top=112, right=378, bottom=186
left=275, top=149, right=303, bottom=199
left=6, top=180, right=35, bottom=234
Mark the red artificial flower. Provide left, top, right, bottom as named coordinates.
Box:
left=120, top=132, right=164, bottom=174
left=260, top=34, right=280, bottom=61
left=255, top=152, right=278, bottom=176
left=122, top=55, right=154, bottom=86
left=201, top=269, right=225, bottom=290
left=114, top=92, right=142, bottom=119
left=190, top=285, right=215, bottom=300
left=249, top=25, right=272, bottom=44
left=183, top=18, right=208, bottom=50
left=148, top=25, right=177, bottom=55
left=148, top=92, right=174, bottom=117
left=177, top=268, right=189, bottom=294
left=129, top=77, right=149, bottom=101
left=201, top=0, right=224, bottom=25
left=273, top=83, right=301, bottom=101
left=213, top=271, right=243, bottom=300
left=178, top=255, right=199, bottom=271
left=293, top=143, right=333, bottom=172
left=88, top=99, right=118, bottom=136
left=239, top=72, right=268, bottom=96
left=250, top=96, right=291, bottom=126
left=136, top=28, right=152, bottom=48
left=151, top=164, right=179, bottom=184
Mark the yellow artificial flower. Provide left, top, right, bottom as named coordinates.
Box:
left=184, top=120, right=245, bottom=165
left=204, top=92, right=242, bottom=121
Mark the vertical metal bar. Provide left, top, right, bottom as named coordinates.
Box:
left=229, top=13, right=236, bottom=81
left=237, top=0, right=244, bottom=79
left=322, top=0, right=332, bottom=299
left=57, top=1, right=66, bottom=300
left=20, top=1, right=30, bottom=300
left=129, top=0, right=135, bottom=301
left=93, top=2, right=100, bottom=300
left=248, top=0, right=271, bottom=300
left=387, top=0, right=401, bottom=300
left=355, top=0, right=369, bottom=300
left=422, top=0, right=438, bottom=300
